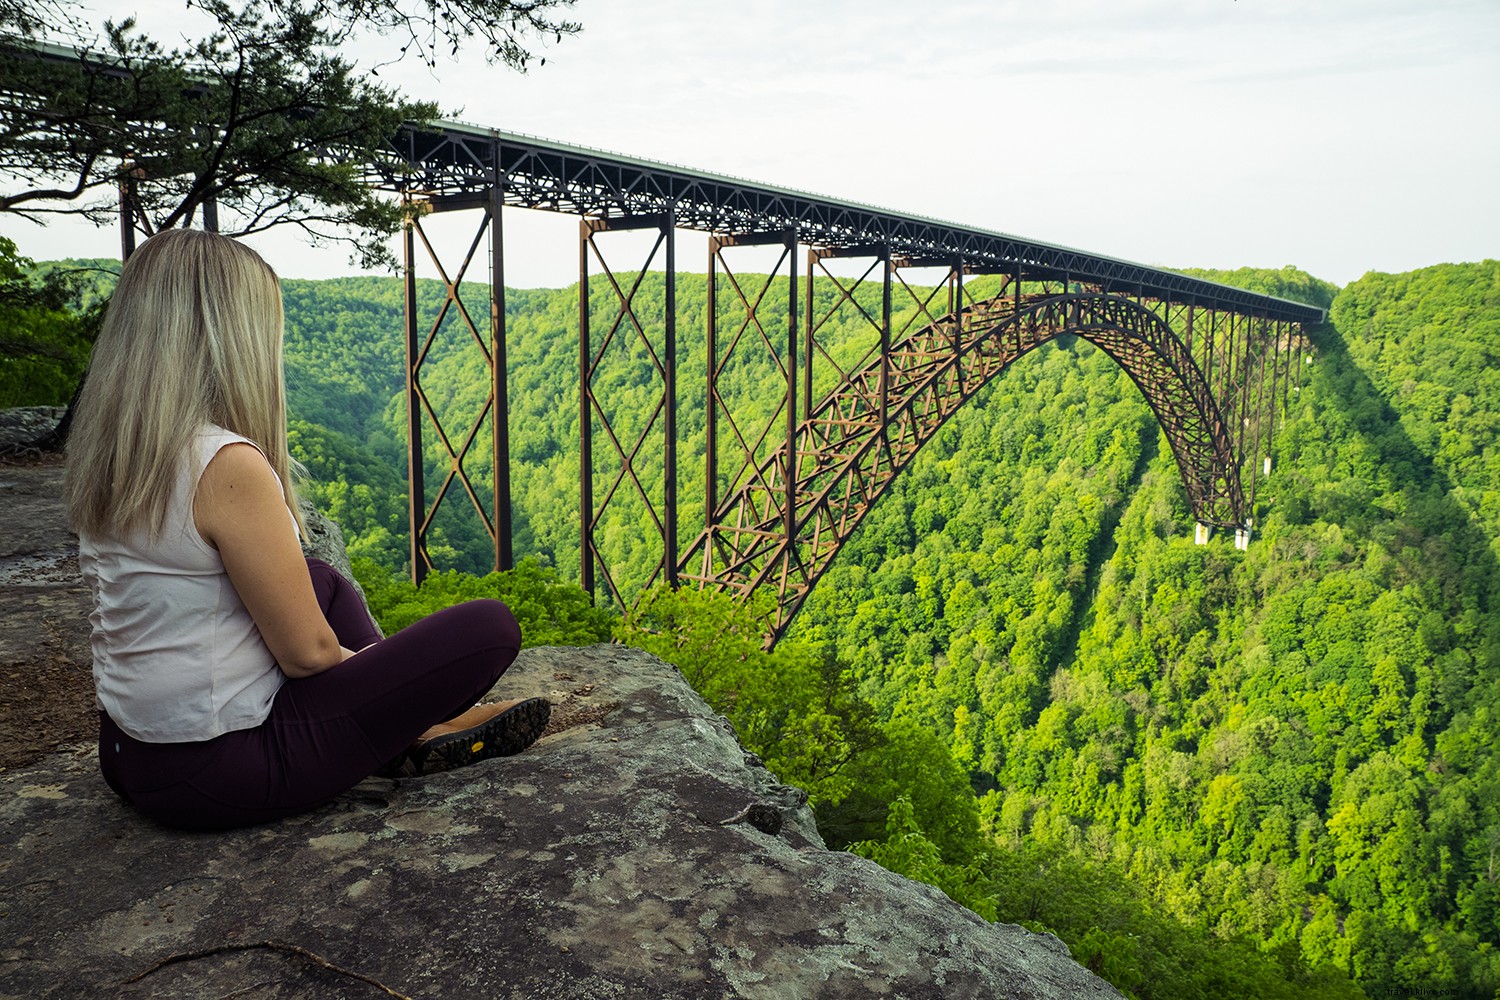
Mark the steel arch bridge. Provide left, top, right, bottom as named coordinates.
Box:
left=367, top=121, right=1321, bottom=639
left=13, top=43, right=1323, bottom=639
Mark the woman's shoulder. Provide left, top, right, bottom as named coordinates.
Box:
left=193, top=427, right=285, bottom=502
left=194, top=436, right=295, bottom=551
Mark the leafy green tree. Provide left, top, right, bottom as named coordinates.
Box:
left=848, top=796, right=999, bottom=920
left=619, top=585, right=887, bottom=809
left=0, top=237, right=98, bottom=407
left=814, top=715, right=981, bottom=862
left=1, top=0, right=577, bottom=265
left=353, top=556, right=614, bottom=647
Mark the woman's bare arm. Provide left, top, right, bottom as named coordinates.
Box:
left=193, top=443, right=349, bottom=678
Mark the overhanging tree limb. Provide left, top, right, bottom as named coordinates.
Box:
left=0, top=0, right=578, bottom=266
left=254, top=0, right=579, bottom=70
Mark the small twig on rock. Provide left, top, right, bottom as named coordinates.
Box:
left=718, top=802, right=783, bottom=835
left=719, top=804, right=754, bottom=826
left=120, top=940, right=413, bottom=999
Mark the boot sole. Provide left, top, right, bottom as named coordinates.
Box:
left=409, top=697, right=551, bottom=775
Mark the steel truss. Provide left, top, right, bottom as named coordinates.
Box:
left=388, top=124, right=1317, bottom=635
left=26, top=44, right=1319, bottom=628
left=577, top=212, right=678, bottom=606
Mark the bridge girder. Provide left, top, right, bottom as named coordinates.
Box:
left=402, top=209, right=1301, bottom=642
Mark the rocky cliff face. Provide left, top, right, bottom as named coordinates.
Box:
left=0, top=453, right=96, bottom=770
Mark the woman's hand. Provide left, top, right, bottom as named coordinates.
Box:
left=194, top=443, right=343, bottom=678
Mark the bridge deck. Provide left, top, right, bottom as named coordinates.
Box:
left=378, top=119, right=1325, bottom=325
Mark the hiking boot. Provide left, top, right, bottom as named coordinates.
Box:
left=407, top=697, right=552, bottom=775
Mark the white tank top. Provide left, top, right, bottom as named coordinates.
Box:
left=80, top=426, right=290, bottom=742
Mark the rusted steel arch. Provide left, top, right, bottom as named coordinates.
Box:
left=679, top=290, right=1242, bottom=642
left=1051, top=293, right=1243, bottom=527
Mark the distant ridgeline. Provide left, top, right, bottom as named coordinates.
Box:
left=36, top=257, right=1500, bottom=998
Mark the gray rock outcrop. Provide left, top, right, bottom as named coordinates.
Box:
left=1, top=643, right=1122, bottom=1000
left=0, top=406, right=65, bottom=455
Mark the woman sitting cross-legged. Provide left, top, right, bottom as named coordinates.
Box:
left=64, top=227, right=548, bottom=832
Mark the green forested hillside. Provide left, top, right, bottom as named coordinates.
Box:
left=1331, top=263, right=1500, bottom=546
left=34, top=255, right=1500, bottom=998
left=790, top=262, right=1500, bottom=996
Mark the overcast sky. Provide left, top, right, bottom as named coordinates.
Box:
left=10, top=0, right=1499, bottom=289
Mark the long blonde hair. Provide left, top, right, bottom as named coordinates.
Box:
left=65, top=228, right=304, bottom=539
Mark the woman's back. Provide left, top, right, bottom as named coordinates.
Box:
left=80, top=425, right=287, bottom=743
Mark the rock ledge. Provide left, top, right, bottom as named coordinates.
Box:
left=1, top=643, right=1120, bottom=999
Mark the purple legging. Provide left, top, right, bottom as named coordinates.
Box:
left=98, top=558, right=521, bottom=831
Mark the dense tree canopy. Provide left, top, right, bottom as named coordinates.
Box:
left=792, top=262, right=1500, bottom=997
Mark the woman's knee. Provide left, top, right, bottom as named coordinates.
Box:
left=399, top=597, right=520, bottom=652
left=446, top=598, right=522, bottom=654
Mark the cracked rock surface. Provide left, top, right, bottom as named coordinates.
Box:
left=1, top=643, right=1121, bottom=999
